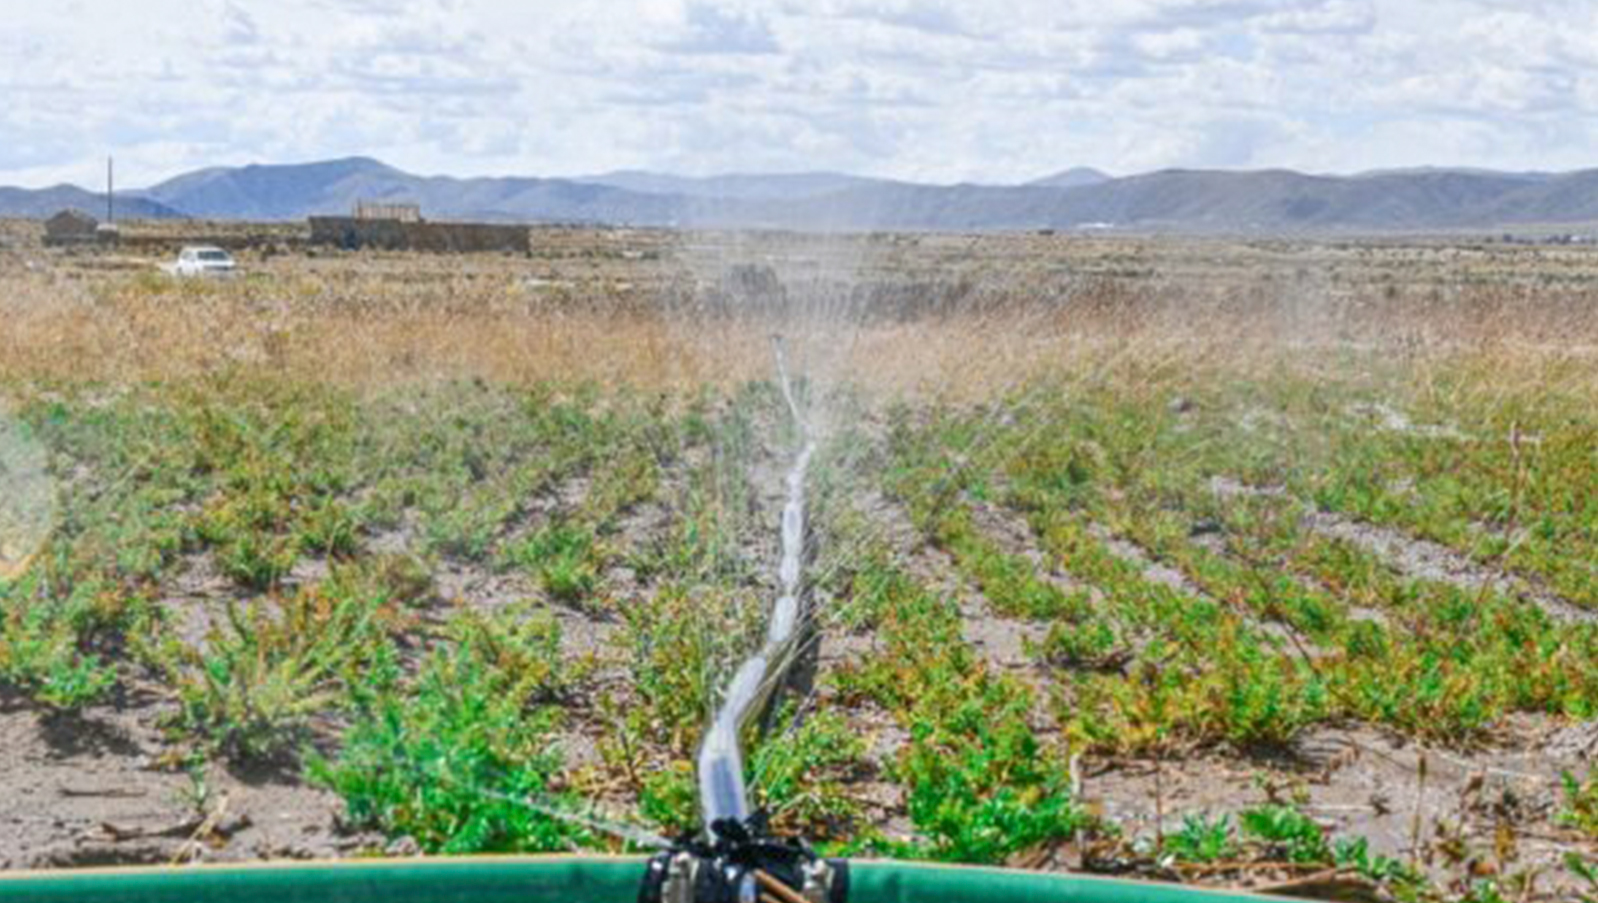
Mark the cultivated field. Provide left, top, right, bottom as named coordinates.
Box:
left=0, top=220, right=1595, bottom=901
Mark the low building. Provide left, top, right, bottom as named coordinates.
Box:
left=354, top=201, right=422, bottom=223
left=44, top=209, right=102, bottom=246
left=308, top=215, right=530, bottom=253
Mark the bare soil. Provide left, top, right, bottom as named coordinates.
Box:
left=0, top=685, right=367, bottom=869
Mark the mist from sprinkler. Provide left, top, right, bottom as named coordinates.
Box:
left=0, top=413, right=54, bottom=583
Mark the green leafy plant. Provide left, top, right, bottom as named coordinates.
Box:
left=750, top=708, right=867, bottom=837
left=506, top=521, right=600, bottom=604
left=1239, top=804, right=1329, bottom=863
left=638, top=761, right=698, bottom=837
left=309, top=610, right=582, bottom=853
left=0, top=607, right=115, bottom=708
left=1567, top=853, right=1598, bottom=903
left=0, top=575, right=146, bottom=708
left=162, top=580, right=409, bottom=760
left=1164, top=813, right=1236, bottom=863
left=895, top=733, right=1086, bottom=864
left=835, top=557, right=1090, bottom=864
left=1561, top=770, right=1598, bottom=839
left=619, top=584, right=757, bottom=751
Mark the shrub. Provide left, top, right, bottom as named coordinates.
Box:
left=310, top=610, right=582, bottom=853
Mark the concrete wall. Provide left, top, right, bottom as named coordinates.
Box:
left=309, top=216, right=529, bottom=253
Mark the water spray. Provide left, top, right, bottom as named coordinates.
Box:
left=0, top=413, right=55, bottom=584
left=642, top=335, right=845, bottom=903
left=695, top=334, right=814, bottom=828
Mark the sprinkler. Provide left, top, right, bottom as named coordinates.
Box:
left=638, top=814, right=847, bottom=903
left=642, top=335, right=840, bottom=903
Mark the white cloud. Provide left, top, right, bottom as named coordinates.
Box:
left=663, top=3, right=780, bottom=54
left=1, top=0, right=1596, bottom=188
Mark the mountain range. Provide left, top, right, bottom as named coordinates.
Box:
left=5, top=156, right=1598, bottom=233
left=0, top=184, right=183, bottom=220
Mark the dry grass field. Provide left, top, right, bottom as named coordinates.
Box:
left=1, top=218, right=1595, bottom=901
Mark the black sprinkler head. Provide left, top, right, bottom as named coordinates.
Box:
left=639, top=814, right=848, bottom=903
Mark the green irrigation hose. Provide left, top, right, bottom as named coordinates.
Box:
left=848, top=861, right=1297, bottom=903
left=0, top=855, right=1299, bottom=903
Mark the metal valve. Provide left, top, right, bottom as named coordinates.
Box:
left=639, top=815, right=848, bottom=903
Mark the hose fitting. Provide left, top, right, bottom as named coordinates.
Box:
left=639, top=815, right=848, bottom=903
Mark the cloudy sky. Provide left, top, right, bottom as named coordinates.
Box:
left=3, top=0, right=1597, bottom=188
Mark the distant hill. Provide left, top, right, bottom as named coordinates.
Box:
left=136, top=157, right=406, bottom=220
left=0, top=185, right=183, bottom=220
left=121, top=157, right=688, bottom=225
left=997, top=168, right=1548, bottom=231
left=573, top=170, right=890, bottom=201
left=130, top=157, right=687, bottom=224
left=758, top=167, right=1598, bottom=231
left=721, top=181, right=1084, bottom=231
left=1025, top=167, right=1111, bottom=190
left=6, top=157, right=1598, bottom=232
left=1352, top=166, right=1556, bottom=183
left=1480, top=170, right=1598, bottom=224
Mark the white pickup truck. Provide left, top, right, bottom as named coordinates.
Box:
left=161, top=246, right=237, bottom=277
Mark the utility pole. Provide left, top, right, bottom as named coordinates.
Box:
left=106, top=156, right=114, bottom=226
